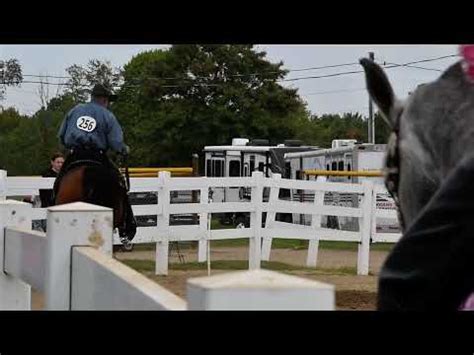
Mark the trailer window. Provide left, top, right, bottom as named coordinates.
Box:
left=229, top=160, right=241, bottom=177
left=214, top=160, right=224, bottom=177
left=219, top=161, right=225, bottom=177
left=284, top=162, right=291, bottom=179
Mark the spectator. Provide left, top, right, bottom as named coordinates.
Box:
left=39, top=152, right=64, bottom=208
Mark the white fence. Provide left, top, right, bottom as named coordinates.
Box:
left=0, top=199, right=334, bottom=310
left=0, top=169, right=401, bottom=276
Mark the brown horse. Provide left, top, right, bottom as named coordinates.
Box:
left=54, top=158, right=135, bottom=251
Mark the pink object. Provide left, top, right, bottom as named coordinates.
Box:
left=459, top=292, right=474, bottom=310
left=459, top=45, right=474, bottom=81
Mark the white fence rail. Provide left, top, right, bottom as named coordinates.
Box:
left=0, top=200, right=187, bottom=310
left=0, top=199, right=334, bottom=310
left=0, top=169, right=402, bottom=277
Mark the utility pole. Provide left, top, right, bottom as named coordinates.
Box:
left=368, top=51, right=375, bottom=144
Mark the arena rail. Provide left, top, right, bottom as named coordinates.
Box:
left=0, top=169, right=402, bottom=277
left=0, top=198, right=334, bottom=310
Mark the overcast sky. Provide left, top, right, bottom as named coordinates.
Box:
left=0, top=44, right=459, bottom=116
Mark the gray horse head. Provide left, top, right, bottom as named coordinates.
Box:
left=360, top=58, right=474, bottom=230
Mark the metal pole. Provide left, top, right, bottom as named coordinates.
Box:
left=192, top=154, right=199, bottom=227
left=368, top=52, right=375, bottom=144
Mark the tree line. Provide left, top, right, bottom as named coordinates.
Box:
left=0, top=45, right=390, bottom=175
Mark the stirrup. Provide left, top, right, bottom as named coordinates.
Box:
left=120, top=236, right=133, bottom=249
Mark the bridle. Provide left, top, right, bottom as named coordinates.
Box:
left=384, top=115, right=406, bottom=231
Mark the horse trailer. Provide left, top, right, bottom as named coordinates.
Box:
left=203, top=138, right=319, bottom=226
left=284, top=141, right=399, bottom=233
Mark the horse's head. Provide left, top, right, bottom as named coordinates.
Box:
left=360, top=57, right=474, bottom=230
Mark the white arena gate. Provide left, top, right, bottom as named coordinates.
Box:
left=0, top=169, right=401, bottom=279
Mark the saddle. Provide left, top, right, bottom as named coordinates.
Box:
left=62, top=158, right=103, bottom=175
left=55, top=148, right=127, bottom=198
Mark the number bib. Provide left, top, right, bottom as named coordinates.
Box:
left=76, top=116, right=97, bottom=132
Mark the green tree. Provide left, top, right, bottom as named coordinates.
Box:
left=114, top=45, right=311, bottom=166
left=374, top=112, right=391, bottom=144
left=0, top=111, right=65, bottom=175
left=299, top=113, right=365, bottom=148
left=47, top=93, right=76, bottom=115
left=0, top=91, right=74, bottom=175
left=0, top=107, right=40, bottom=174
left=0, top=59, right=22, bottom=101
left=65, top=59, right=122, bottom=103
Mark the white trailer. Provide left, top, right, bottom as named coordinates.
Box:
left=203, top=138, right=319, bottom=225
left=284, top=142, right=399, bottom=233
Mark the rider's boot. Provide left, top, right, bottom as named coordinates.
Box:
left=118, top=192, right=137, bottom=251
left=124, top=199, right=137, bottom=240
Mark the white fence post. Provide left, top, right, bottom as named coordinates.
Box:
left=371, top=188, right=378, bottom=245
left=186, top=269, right=335, bottom=310
left=0, top=200, right=32, bottom=309
left=357, top=180, right=374, bottom=276
left=306, top=176, right=327, bottom=267
left=249, top=171, right=263, bottom=270
left=156, top=171, right=171, bottom=275
left=261, top=173, right=281, bottom=261
left=198, top=187, right=208, bottom=262
left=0, top=170, right=6, bottom=200
left=44, top=202, right=113, bottom=310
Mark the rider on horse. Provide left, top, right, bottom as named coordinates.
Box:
left=55, top=83, right=137, bottom=246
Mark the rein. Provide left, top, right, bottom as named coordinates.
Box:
left=385, top=122, right=406, bottom=230
left=120, top=154, right=130, bottom=192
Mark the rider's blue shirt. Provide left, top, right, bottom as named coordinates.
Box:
left=58, top=101, right=126, bottom=153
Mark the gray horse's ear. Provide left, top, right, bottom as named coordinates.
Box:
left=359, top=58, right=398, bottom=128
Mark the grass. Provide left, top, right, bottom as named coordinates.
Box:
left=130, top=216, right=395, bottom=252
left=209, top=218, right=394, bottom=252
left=129, top=239, right=394, bottom=252
left=210, top=219, right=235, bottom=230
left=120, top=258, right=358, bottom=275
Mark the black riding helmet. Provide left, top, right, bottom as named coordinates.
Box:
left=91, top=83, right=118, bottom=102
